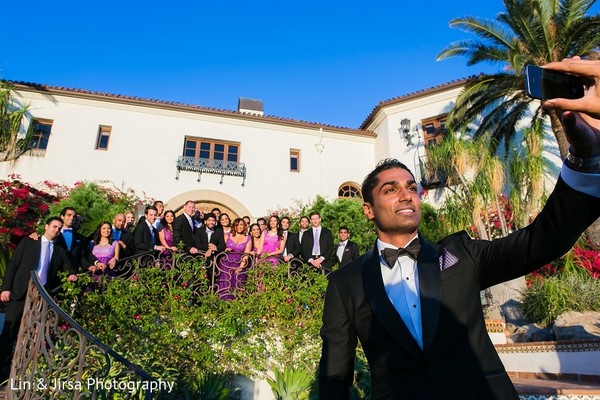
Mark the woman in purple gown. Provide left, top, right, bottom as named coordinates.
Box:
left=260, top=215, right=285, bottom=266
left=158, top=210, right=178, bottom=269
left=216, top=218, right=252, bottom=300
left=89, top=222, right=119, bottom=279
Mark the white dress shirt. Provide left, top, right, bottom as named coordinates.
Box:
left=378, top=235, right=423, bottom=349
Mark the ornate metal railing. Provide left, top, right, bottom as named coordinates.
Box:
left=8, top=272, right=162, bottom=400
left=175, top=156, right=246, bottom=185
left=3, top=250, right=326, bottom=399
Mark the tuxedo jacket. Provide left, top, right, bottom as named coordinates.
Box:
left=115, top=229, right=135, bottom=258
left=300, top=226, right=335, bottom=271
left=194, top=227, right=226, bottom=253
left=336, top=240, right=360, bottom=267
left=284, top=231, right=301, bottom=259
left=55, top=230, right=92, bottom=272
left=1, top=237, right=73, bottom=300
left=133, top=222, right=158, bottom=254
left=173, top=213, right=196, bottom=252
left=319, top=178, right=600, bottom=400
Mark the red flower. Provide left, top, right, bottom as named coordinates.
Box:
left=133, top=314, right=141, bottom=320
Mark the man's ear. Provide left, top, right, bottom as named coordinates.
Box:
left=363, top=202, right=374, bottom=221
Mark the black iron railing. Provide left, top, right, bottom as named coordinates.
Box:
left=175, top=156, right=246, bottom=185
left=8, top=272, right=162, bottom=399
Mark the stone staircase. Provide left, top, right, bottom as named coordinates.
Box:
left=514, top=377, right=600, bottom=399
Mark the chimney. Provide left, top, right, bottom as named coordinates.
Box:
left=237, top=97, right=264, bottom=116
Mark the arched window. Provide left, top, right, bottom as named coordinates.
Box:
left=338, top=182, right=362, bottom=199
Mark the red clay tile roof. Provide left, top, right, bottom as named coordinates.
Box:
left=5, top=80, right=376, bottom=138
left=360, top=77, right=475, bottom=130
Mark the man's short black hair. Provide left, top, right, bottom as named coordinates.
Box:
left=144, top=205, right=158, bottom=215
left=46, top=216, right=63, bottom=226
left=204, top=212, right=217, bottom=222
left=60, top=207, right=76, bottom=217
left=362, top=158, right=415, bottom=205
left=339, top=226, right=349, bottom=233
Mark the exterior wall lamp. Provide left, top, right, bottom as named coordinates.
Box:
left=399, top=118, right=420, bottom=146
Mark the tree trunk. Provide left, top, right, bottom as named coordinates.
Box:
left=585, top=218, right=600, bottom=249
left=547, top=109, right=569, bottom=159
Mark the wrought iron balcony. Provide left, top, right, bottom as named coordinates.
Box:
left=176, top=156, right=246, bottom=185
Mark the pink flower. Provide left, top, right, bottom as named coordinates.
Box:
left=133, top=314, right=141, bottom=320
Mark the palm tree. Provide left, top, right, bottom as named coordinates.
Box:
left=437, top=0, right=600, bottom=248
left=0, top=82, right=33, bottom=162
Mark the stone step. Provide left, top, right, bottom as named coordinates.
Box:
left=513, top=377, right=600, bottom=398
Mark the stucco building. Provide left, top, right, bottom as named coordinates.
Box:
left=1, top=79, right=468, bottom=217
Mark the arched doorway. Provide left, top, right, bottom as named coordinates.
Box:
left=165, top=190, right=253, bottom=221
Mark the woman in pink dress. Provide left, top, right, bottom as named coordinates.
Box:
left=216, top=218, right=252, bottom=300
left=159, top=210, right=177, bottom=269
left=260, top=215, right=285, bottom=265
left=89, top=221, right=119, bottom=278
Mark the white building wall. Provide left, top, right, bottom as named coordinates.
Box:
left=1, top=89, right=376, bottom=218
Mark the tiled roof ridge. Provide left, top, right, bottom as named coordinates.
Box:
left=360, top=75, right=478, bottom=129
left=5, top=80, right=374, bottom=135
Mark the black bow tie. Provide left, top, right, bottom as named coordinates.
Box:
left=381, top=240, right=421, bottom=268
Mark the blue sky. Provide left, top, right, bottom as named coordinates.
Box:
left=2, top=1, right=598, bottom=128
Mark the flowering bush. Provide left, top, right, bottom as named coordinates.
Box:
left=0, top=175, right=55, bottom=248
left=58, top=255, right=327, bottom=396
left=528, top=240, right=600, bottom=283
left=45, top=181, right=147, bottom=237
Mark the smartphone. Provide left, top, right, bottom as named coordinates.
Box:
left=525, top=64, right=585, bottom=100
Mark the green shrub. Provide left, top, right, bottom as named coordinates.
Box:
left=521, top=274, right=600, bottom=326
left=58, top=255, right=327, bottom=390
left=48, top=181, right=143, bottom=237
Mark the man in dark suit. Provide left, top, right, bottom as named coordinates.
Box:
left=173, top=200, right=202, bottom=254
left=112, top=213, right=135, bottom=258
left=319, top=107, right=600, bottom=400
left=55, top=207, right=94, bottom=273
left=281, top=217, right=301, bottom=263
left=133, top=206, right=164, bottom=255
left=194, top=213, right=226, bottom=257
left=300, top=211, right=335, bottom=274
left=335, top=226, right=360, bottom=268
left=0, top=217, right=77, bottom=380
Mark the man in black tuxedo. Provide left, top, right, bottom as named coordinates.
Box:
left=281, top=217, right=301, bottom=263
left=173, top=200, right=201, bottom=254
left=319, top=107, right=600, bottom=398
left=55, top=207, right=94, bottom=273
left=300, top=211, right=335, bottom=274
left=194, top=213, right=226, bottom=257
left=0, top=217, right=77, bottom=380
left=133, top=206, right=164, bottom=255
left=335, top=226, right=360, bottom=268
left=112, top=213, right=135, bottom=258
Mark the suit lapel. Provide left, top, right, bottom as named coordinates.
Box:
left=55, top=233, right=67, bottom=251
left=362, top=244, right=422, bottom=358
left=417, top=235, right=442, bottom=356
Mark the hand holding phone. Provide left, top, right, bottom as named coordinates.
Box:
left=525, top=64, right=585, bottom=100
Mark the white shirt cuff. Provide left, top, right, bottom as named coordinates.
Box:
left=561, top=162, right=600, bottom=198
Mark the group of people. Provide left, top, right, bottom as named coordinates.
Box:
left=2, top=58, right=597, bottom=399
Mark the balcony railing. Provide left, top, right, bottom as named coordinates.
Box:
left=176, top=156, right=246, bottom=185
